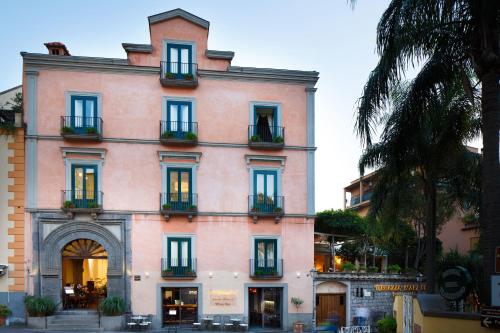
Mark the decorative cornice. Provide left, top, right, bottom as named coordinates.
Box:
left=122, top=43, right=152, bottom=53
left=205, top=49, right=235, bottom=60
left=245, top=154, right=287, bottom=166
left=60, top=147, right=107, bottom=159
left=158, top=151, right=202, bottom=163
left=148, top=8, right=209, bottom=29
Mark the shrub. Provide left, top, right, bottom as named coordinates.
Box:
left=99, top=297, right=125, bottom=316
left=184, top=132, right=197, bottom=141
left=341, top=262, right=356, bottom=272
left=0, top=305, right=12, bottom=318
left=376, top=315, right=396, bottom=333
left=387, top=264, right=401, bottom=274
left=24, top=296, right=56, bottom=317
left=367, top=266, right=379, bottom=273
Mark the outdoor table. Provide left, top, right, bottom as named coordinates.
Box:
left=202, top=318, right=213, bottom=330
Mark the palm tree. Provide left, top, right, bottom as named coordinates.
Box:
left=354, top=0, right=498, bottom=299
left=359, top=79, right=480, bottom=292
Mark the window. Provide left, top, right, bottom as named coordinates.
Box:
left=166, top=168, right=193, bottom=210
left=168, top=237, right=192, bottom=269
left=253, top=170, right=278, bottom=212
left=254, top=239, right=277, bottom=272
left=71, top=164, right=98, bottom=208
left=166, top=100, right=192, bottom=135
left=253, top=106, right=278, bottom=142
left=167, top=44, right=193, bottom=76
left=70, top=95, right=97, bottom=132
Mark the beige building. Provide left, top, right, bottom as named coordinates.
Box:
left=0, top=85, right=25, bottom=323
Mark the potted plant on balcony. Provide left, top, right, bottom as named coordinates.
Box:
left=341, top=262, right=356, bottom=273
left=183, top=73, right=194, bottom=80
left=63, top=200, right=75, bottom=209
left=188, top=205, right=197, bottom=211
left=250, top=134, right=261, bottom=142
left=25, top=296, right=56, bottom=329
left=291, top=297, right=305, bottom=333
left=87, top=202, right=100, bottom=209
left=165, top=72, right=175, bottom=80
left=273, top=207, right=283, bottom=214
left=99, top=297, right=125, bottom=331
left=161, top=131, right=174, bottom=139
left=162, top=268, right=174, bottom=277
left=61, top=126, right=75, bottom=134
left=86, top=127, right=97, bottom=134
left=0, top=304, right=12, bottom=327
left=273, top=136, right=284, bottom=144
left=184, top=132, right=197, bottom=141
left=162, top=203, right=172, bottom=211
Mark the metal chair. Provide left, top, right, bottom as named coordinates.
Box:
left=223, top=316, right=233, bottom=331
left=238, top=316, right=249, bottom=331
left=126, top=314, right=138, bottom=331
left=192, top=316, right=202, bottom=330
left=138, top=314, right=152, bottom=331
left=212, top=315, right=222, bottom=330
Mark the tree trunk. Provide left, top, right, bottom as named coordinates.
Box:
left=424, top=180, right=437, bottom=293
left=480, top=70, right=500, bottom=305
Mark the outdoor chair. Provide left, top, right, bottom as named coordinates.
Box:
left=192, top=316, right=202, bottom=330
left=212, top=315, right=222, bottom=330
left=138, top=314, right=152, bottom=330
left=223, top=316, right=233, bottom=331
left=238, top=317, right=249, bottom=331
left=126, top=314, right=138, bottom=331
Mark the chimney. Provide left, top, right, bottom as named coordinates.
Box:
left=44, top=42, right=70, bottom=56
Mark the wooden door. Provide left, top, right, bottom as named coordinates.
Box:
left=316, top=294, right=346, bottom=328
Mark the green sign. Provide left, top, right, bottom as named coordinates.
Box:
left=438, top=266, right=472, bottom=301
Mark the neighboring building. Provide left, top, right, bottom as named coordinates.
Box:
left=21, top=9, right=318, bottom=330
left=0, top=85, right=25, bottom=323
left=343, top=171, right=376, bottom=217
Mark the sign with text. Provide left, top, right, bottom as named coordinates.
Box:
left=209, top=290, right=236, bottom=306
left=481, top=307, right=500, bottom=329
left=374, top=283, right=426, bottom=292
left=438, top=266, right=471, bottom=301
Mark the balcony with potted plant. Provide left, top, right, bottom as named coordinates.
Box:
left=248, top=125, right=285, bottom=150
left=160, top=192, right=198, bottom=221
left=159, top=121, right=198, bottom=146
left=60, top=116, right=103, bottom=141
left=249, top=259, right=283, bottom=279
left=160, top=62, right=198, bottom=88
left=161, top=258, right=197, bottom=279
left=61, top=190, right=103, bottom=218
left=248, top=195, right=284, bottom=222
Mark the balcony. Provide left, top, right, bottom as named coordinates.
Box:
left=60, top=116, right=103, bottom=141
left=61, top=190, right=103, bottom=217
left=160, top=62, right=198, bottom=88
left=248, top=195, right=284, bottom=222
left=350, top=191, right=373, bottom=207
left=161, top=258, right=197, bottom=279
left=248, top=125, right=285, bottom=150
left=160, top=121, right=198, bottom=146
left=160, top=192, right=198, bottom=221
left=249, top=259, right=283, bottom=279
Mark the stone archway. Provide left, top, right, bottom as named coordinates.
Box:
left=316, top=281, right=348, bottom=327
left=40, top=221, right=124, bottom=306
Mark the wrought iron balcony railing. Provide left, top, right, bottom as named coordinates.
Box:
left=248, top=125, right=285, bottom=149
left=160, top=193, right=198, bottom=220
left=160, top=121, right=198, bottom=145
left=61, top=190, right=103, bottom=211
left=249, top=259, right=283, bottom=279
left=161, top=258, right=197, bottom=278
left=160, top=62, right=198, bottom=88
left=60, top=116, right=103, bottom=140
left=248, top=195, right=284, bottom=217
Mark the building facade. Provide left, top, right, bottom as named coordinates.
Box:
left=21, top=9, right=317, bottom=329
left=0, top=85, right=25, bottom=323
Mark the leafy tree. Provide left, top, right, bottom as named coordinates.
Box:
left=315, top=209, right=368, bottom=237
left=353, top=0, right=499, bottom=300
left=359, top=79, right=479, bottom=292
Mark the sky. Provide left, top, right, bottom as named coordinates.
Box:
left=0, top=0, right=391, bottom=212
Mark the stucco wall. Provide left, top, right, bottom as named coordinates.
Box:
left=0, top=136, right=13, bottom=292
left=439, top=211, right=479, bottom=255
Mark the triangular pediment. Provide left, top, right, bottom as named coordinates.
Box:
left=148, top=8, right=209, bottom=29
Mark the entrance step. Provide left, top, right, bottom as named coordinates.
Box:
left=45, top=310, right=102, bottom=332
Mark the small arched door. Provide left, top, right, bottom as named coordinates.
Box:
left=61, top=239, right=108, bottom=309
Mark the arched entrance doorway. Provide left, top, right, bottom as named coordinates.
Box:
left=61, top=239, right=108, bottom=309
left=316, top=281, right=347, bottom=328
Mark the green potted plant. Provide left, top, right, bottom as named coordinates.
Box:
left=0, top=304, right=12, bottom=327
left=85, top=127, right=97, bottom=134
left=387, top=264, right=401, bottom=274
left=63, top=200, right=75, bottom=209
left=273, top=136, right=284, bottom=144
left=291, top=297, right=305, bottom=333
left=188, top=205, right=197, bottom=211
left=250, top=134, right=261, bottom=142
left=183, top=73, right=194, bottom=80
left=162, top=268, right=174, bottom=277
left=184, top=132, right=197, bottom=141
left=165, top=72, right=175, bottom=79
left=61, top=126, right=75, bottom=134
left=274, top=207, right=283, bottom=214
left=162, top=203, right=172, bottom=210
left=161, top=131, right=174, bottom=139
left=25, top=296, right=56, bottom=329
left=376, top=315, right=397, bottom=333
left=87, top=202, right=99, bottom=209
left=341, top=262, right=356, bottom=273
left=367, top=266, right=379, bottom=273
left=99, top=297, right=125, bottom=330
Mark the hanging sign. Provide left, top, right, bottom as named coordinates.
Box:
left=438, top=266, right=471, bottom=301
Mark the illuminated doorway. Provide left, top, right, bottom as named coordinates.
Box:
left=61, top=239, right=108, bottom=309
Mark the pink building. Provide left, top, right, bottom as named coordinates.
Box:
left=22, top=9, right=318, bottom=329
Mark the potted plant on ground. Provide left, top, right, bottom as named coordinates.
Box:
left=291, top=297, right=305, bottom=333
left=0, top=304, right=11, bottom=327
left=25, top=296, right=56, bottom=329
left=99, top=296, right=125, bottom=331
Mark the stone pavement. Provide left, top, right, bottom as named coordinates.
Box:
left=0, top=328, right=290, bottom=333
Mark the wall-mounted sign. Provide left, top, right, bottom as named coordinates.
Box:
left=481, top=307, right=500, bottom=329
left=438, top=266, right=471, bottom=301
left=134, top=275, right=141, bottom=281
left=209, top=290, right=236, bottom=306
left=374, top=284, right=426, bottom=292
left=492, top=275, right=500, bottom=306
